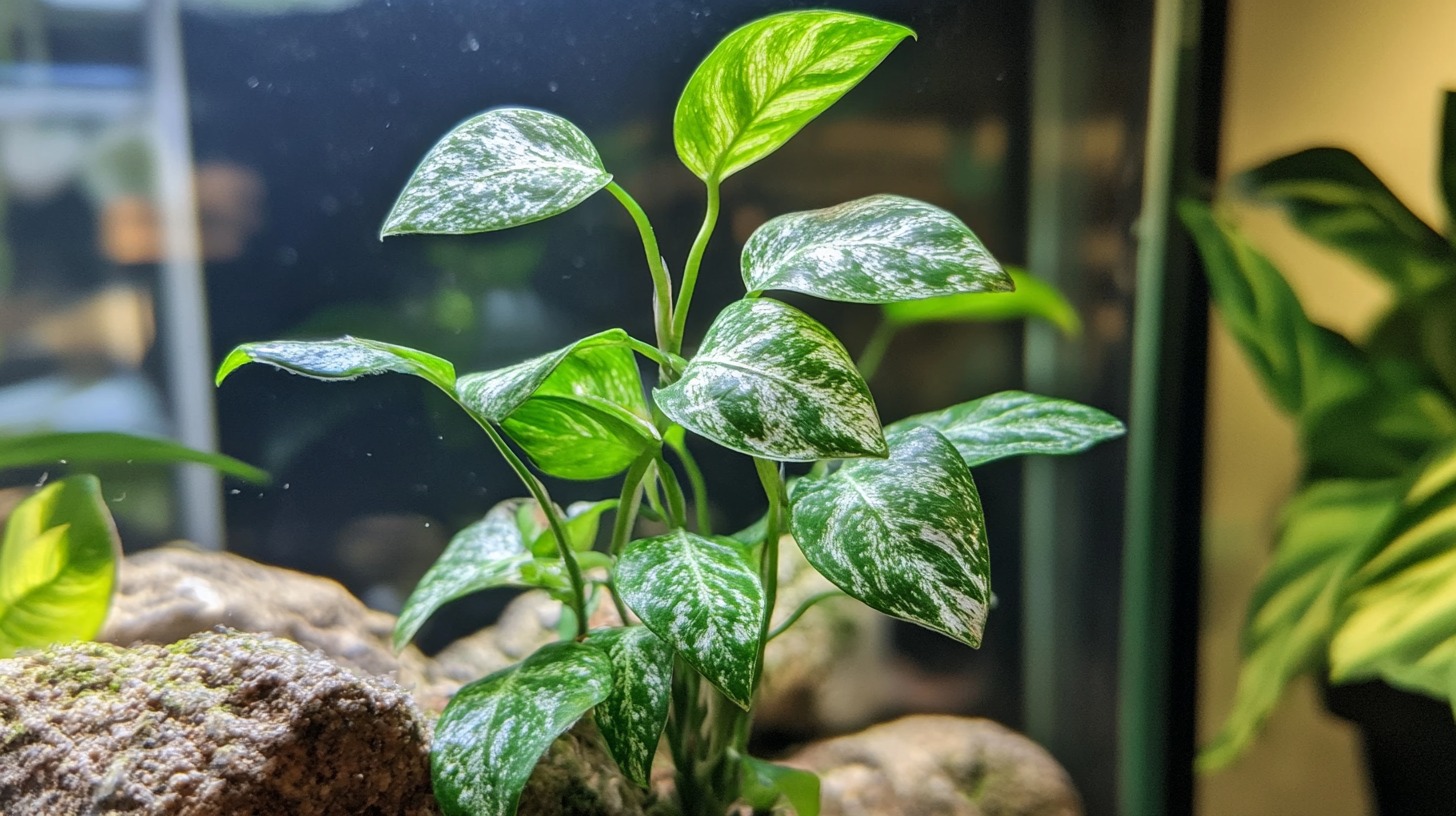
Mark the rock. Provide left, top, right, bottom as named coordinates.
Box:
left=427, top=590, right=562, bottom=691
left=786, top=715, right=1083, bottom=816
left=518, top=720, right=653, bottom=816
left=98, top=546, right=437, bottom=704
left=0, top=631, right=437, bottom=815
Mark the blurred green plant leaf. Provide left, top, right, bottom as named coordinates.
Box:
left=790, top=426, right=990, bottom=647
left=1236, top=146, right=1456, bottom=294
left=589, top=625, right=674, bottom=787
left=0, top=475, right=120, bottom=657
left=886, top=390, right=1124, bottom=468
left=431, top=641, right=613, bottom=816
left=616, top=529, right=764, bottom=708
left=674, top=11, right=912, bottom=182
left=654, top=298, right=885, bottom=462
left=741, top=194, right=1010, bottom=303
left=0, top=431, right=266, bottom=483
left=882, top=268, right=1082, bottom=336
left=740, top=756, right=821, bottom=816
left=1199, top=479, right=1401, bottom=770
left=382, top=107, right=611, bottom=237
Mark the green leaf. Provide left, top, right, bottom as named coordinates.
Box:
left=741, top=756, right=821, bottom=816
left=673, top=10, right=913, bottom=182
left=1443, top=91, right=1456, bottom=234
left=1236, top=146, right=1456, bottom=294
left=0, top=431, right=267, bottom=483
left=526, top=499, right=617, bottom=557
left=454, top=329, right=636, bottom=422
left=0, top=475, right=120, bottom=657
left=789, top=425, right=990, bottom=647
left=431, top=641, right=613, bottom=816
left=615, top=530, right=764, bottom=708
left=1329, top=440, right=1456, bottom=697
left=588, top=626, right=674, bottom=787
left=654, top=298, right=886, bottom=462
left=215, top=336, right=456, bottom=393
left=741, top=194, right=1010, bottom=303
left=882, top=267, right=1082, bottom=336
left=1198, top=479, right=1401, bottom=771
left=887, top=390, right=1124, bottom=468
left=381, top=107, right=612, bottom=237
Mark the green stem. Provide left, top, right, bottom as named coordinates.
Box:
left=621, top=335, right=686, bottom=375
left=751, top=457, right=785, bottom=685
left=670, top=180, right=721, bottom=355
left=606, top=181, right=675, bottom=355
left=655, top=454, right=689, bottom=530
left=766, top=590, right=845, bottom=642
left=668, top=433, right=712, bottom=535
left=855, top=320, right=897, bottom=383
left=606, top=454, right=653, bottom=623
left=464, top=413, right=588, bottom=639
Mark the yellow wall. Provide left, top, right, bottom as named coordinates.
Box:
left=1199, top=1, right=1456, bottom=813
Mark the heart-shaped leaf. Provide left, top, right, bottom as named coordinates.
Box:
left=215, top=336, right=456, bottom=393
left=742, top=194, right=1010, bottom=303
left=454, top=330, right=635, bottom=423
left=674, top=11, right=912, bottom=182
left=431, top=641, right=613, bottom=816
left=588, top=626, right=674, bottom=787
left=0, top=431, right=268, bottom=483
left=0, top=475, right=120, bottom=657
left=888, top=391, right=1125, bottom=468
left=882, top=268, right=1082, bottom=336
left=790, top=425, right=990, bottom=647
left=741, top=756, right=821, bottom=816
left=393, top=498, right=612, bottom=650
left=654, top=298, right=886, bottom=461
left=616, top=529, right=764, bottom=708
left=382, top=107, right=612, bottom=236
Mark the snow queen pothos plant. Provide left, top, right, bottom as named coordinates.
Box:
left=216, top=10, right=1123, bottom=816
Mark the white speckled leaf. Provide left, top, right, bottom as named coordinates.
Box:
left=742, top=195, right=1011, bottom=303
left=616, top=530, right=764, bottom=708
left=431, top=641, right=613, bottom=816
left=589, top=626, right=674, bottom=787
left=674, top=11, right=912, bottom=182
left=888, top=390, right=1125, bottom=468
left=454, top=330, right=632, bottom=422
left=654, top=298, right=886, bottom=461
left=790, top=425, right=991, bottom=647
left=381, top=107, right=612, bottom=236
left=215, top=336, right=456, bottom=392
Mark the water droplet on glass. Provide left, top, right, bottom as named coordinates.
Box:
left=282, top=482, right=291, bottom=490
left=58, top=459, right=67, bottom=464
left=460, top=33, right=480, bottom=52
left=35, top=472, right=48, bottom=488
left=112, top=492, right=126, bottom=502
left=229, top=489, right=241, bottom=495
left=547, top=81, right=559, bottom=93
left=246, top=76, right=260, bottom=89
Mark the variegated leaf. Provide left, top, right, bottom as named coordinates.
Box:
left=589, top=626, right=674, bottom=787
left=215, top=336, right=456, bottom=393
left=454, top=330, right=633, bottom=422
left=673, top=11, right=913, bottom=182
left=654, top=298, right=886, bottom=461
left=741, top=194, right=1010, bottom=303
left=431, top=641, right=613, bottom=816
left=790, top=425, right=990, bottom=647
left=888, top=390, right=1125, bottom=468
left=0, top=475, right=120, bottom=657
left=616, top=530, right=765, bottom=708
left=381, top=107, right=612, bottom=236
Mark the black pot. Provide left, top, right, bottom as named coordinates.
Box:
left=1323, top=679, right=1456, bottom=815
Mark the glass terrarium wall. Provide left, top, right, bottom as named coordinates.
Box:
left=0, top=0, right=225, bottom=549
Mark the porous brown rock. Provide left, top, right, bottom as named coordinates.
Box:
left=786, top=715, right=1083, bottom=816
left=0, top=630, right=437, bottom=815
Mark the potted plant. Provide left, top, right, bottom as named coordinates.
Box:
left=1184, top=90, right=1456, bottom=812
left=217, top=10, right=1123, bottom=815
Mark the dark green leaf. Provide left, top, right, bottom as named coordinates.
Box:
left=0, top=431, right=267, bottom=483
left=1199, top=479, right=1401, bottom=770
left=887, top=390, right=1124, bottom=468
left=790, top=426, right=990, bottom=647
left=589, top=626, right=673, bottom=787
left=382, top=107, right=612, bottom=236
left=1236, top=146, right=1456, bottom=294
left=741, top=756, right=821, bottom=816
left=0, top=475, right=120, bottom=657
left=654, top=298, right=885, bottom=461
left=215, top=336, right=456, bottom=393
left=1330, top=440, right=1456, bottom=697
left=431, top=641, right=613, bottom=816
left=741, top=194, right=1010, bottom=303
left=674, top=11, right=912, bottom=182
left=616, top=530, right=764, bottom=708
left=882, top=267, right=1082, bottom=336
